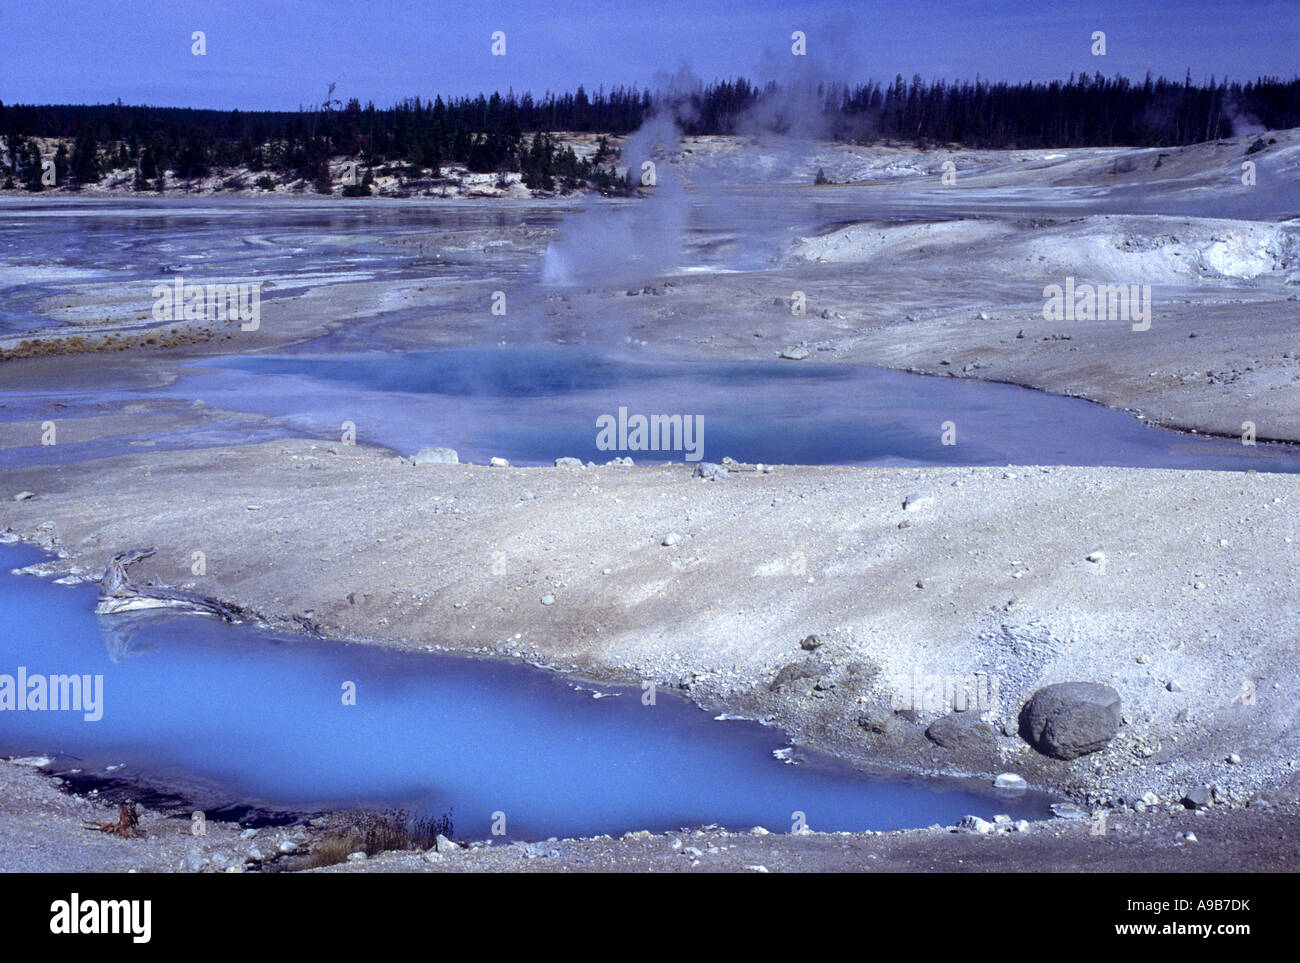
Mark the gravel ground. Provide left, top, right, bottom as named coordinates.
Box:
left=1, top=447, right=1298, bottom=871
left=2, top=129, right=1298, bottom=872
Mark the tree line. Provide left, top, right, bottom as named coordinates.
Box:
left=1, top=72, right=1296, bottom=192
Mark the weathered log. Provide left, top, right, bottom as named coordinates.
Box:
left=85, top=801, right=142, bottom=838
left=97, top=548, right=244, bottom=622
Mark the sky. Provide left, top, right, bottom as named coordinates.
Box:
left=1, top=0, right=1297, bottom=110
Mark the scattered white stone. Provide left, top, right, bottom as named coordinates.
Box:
left=902, top=492, right=934, bottom=511
left=8, top=756, right=52, bottom=767
left=1228, top=753, right=1242, bottom=765
left=749, top=826, right=771, bottom=836
left=745, top=865, right=770, bottom=873
left=182, top=851, right=209, bottom=872
left=662, top=532, right=682, bottom=547
left=994, top=773, right=1028, bottom=790
left=346, top=851, right=367, bottom=862
left=489, top=456, right=510, bottom=468
left=540, top=594, right=555, bottom=606
left=779, top=346, right=809, bottom=360
left=956, top=815, right=994, bottom=834
left=1086, top=551, right=1106, bottom=563
left=413, top=447, right=458, bottom=465
left=13, top=491, right=35, bottom=502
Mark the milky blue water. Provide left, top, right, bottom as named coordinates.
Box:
left=186, top=344, right=1300, bottom=471
left=0, top=545, right=1052, bottom=838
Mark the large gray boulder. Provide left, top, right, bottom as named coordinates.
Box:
left=1019, top=682, right=1121, bottom=760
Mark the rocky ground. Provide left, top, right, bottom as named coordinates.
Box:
left=1, top=129, right=1298, bottom=872
left=2, top=444, right=1298, bottom=870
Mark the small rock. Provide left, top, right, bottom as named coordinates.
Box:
left=692, top=462, right=728, bottom=480
left=779, top=346, right=810, bottom=361
left=183, top=850, right=209, bottom=872
left=413, top=447, right=458, bottom=465
left=1086, top=551, right=1106, bottom=564
left=956, top=815, right=994, bottom=834
left=1049, top=802, right=1089, bottom=820
left=13, top=491, right=35, bottom=502
left=662, top=532, right=682, bottom=547
left=554, top=457, right=583, bottom=468
left=1182, top=786, right=1212, bottom=810
left=926, top=713, right=996, bottom=750
left=346, top=851, right=367, bottom=862
left=771, top=658, right=826, bottom=692
left=540, top=594, right=555, bottom=606
left=902, top=492, right=933, bottom=511
left=1228, top=753, right=1242, bottom=765
left=994, top=773, right=1028, bottom=790
left=1166, top=680, right=1185, bottom=693
left=489, top=456, right=510, bottom=468
left=799, top=634, right=823, bottom=651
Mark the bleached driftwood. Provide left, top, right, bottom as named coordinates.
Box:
left=96, top=548, right=243, bottom=622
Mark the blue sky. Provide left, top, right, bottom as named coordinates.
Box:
left=2, top=0, right=1297, bottom=109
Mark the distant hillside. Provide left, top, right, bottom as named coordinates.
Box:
left=1, top=73, right=1298, bottom=194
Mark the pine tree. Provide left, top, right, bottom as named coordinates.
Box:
left=70, top=131, right=101, bottom=183
left=314, top=156, right=332, bottom=194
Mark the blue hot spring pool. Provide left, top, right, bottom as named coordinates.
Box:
left=0, top=545, right=1053, bottom=839
left=180, top=345, right=1300, bottom=472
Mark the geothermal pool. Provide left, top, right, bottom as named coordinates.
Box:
left=0, top=545, right=1054, bottom=838
left=183, top=344, right=1300, bottom=471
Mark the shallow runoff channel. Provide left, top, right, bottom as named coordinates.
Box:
left=0, top=545, right=1054, bottom=838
